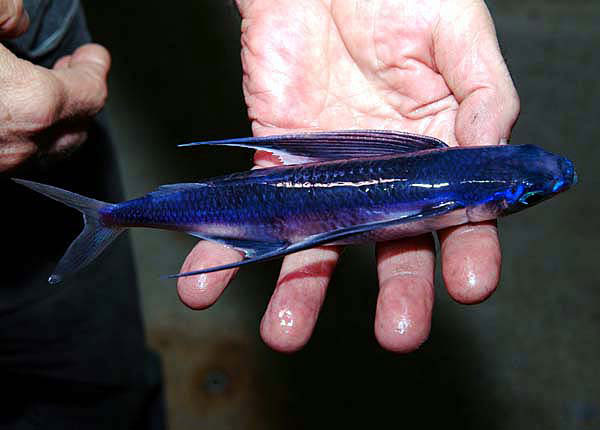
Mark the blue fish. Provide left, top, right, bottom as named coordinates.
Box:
left=13, top=130, right=577, bottom=284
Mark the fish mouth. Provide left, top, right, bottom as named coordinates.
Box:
left=557, top=157, right=577, bottom=190
left=551, top=167, right=577, bottom=194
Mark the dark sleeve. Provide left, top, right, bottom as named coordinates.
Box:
left=3, top=0, right=90, bottom=68
left=0, top=0, right=150, bottom=389
left=0, top=3, right=164, bottom=428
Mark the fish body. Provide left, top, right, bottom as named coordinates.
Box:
left=102, top=144, right=570, bottom=242
left=13, top=130, right=577, bottom=283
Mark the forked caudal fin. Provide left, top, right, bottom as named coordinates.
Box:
left=12, top=179, right=123, bottom=285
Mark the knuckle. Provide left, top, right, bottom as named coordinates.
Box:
left=25, top=72, right=64, bottom=128
left=507, top=90, right=521, bottom=121
left=4, top=67, right=63, bottom=131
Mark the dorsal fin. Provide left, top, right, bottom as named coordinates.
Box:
left=179, top=130, right=448, bottom=165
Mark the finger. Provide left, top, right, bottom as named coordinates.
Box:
left=176, top=241, right=243, bottom=310
left=260, top=246, right=339, bottom=353
left=255, top=134, right=340, bottom=352
left=0, top=0, right=29, bottom=38
left=51, top=43, right=111, bottom=119
left=438, top=221, right=501, bottom=304
left=253, top=149, right=283, bottom=168
left=254, top=137, right=340, bottom=352
left=53, top=55, right=72, bottom=70
left=435, top=0, right=520, bottom=147
left=375, top=235, right=435, bottom=353
left=46, top=130, right=87, bottom=156
left=433, top=1, right=513, bottom=305
left=0, top=141, right=36, bottom=172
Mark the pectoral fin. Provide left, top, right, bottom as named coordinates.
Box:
left=166, top=201, right=461, bottom=280
left=180, top=130, right=448, bottom=165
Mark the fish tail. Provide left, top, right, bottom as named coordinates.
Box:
left=12, top=179, right=124, bottom=285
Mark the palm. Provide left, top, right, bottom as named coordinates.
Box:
left=178, top=0, right=520, bottom=353
left=242, top=0, right=457, bottom=144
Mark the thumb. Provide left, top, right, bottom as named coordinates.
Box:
left=51, top=43, right=111, bottom=119
left=435, top=0, right=520, bottom=147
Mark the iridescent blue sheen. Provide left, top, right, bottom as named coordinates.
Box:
left=13, top=134, right=577, bottom=282
left=102, top=144, right=575, bottom=247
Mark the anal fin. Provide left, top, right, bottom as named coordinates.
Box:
left=167, top=202, right=462, bottom=279
left=186, top=232, right=288, bottom=257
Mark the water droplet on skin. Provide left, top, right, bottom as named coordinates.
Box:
left=196, top=273, right=208, bottom=290
left=278, top=308, right=294, bottom=332
left=395, top=315, right=412, bottom=335
left=467, top=271, right=477, bottom=288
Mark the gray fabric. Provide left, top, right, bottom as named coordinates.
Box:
left=4, top=0, right=79, bottom=59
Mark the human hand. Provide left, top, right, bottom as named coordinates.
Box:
left=178, top=0, right=520, bottom=352
left=0, top=0, right=110, bottom=172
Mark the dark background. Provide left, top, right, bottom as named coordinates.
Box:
left=81, top=1, right=599, bottom=428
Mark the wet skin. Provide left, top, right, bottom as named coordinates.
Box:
left=177, top=0, right=520, bottom=353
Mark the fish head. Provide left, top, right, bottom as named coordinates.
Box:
left=500, top=145, right=577, bottom=216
